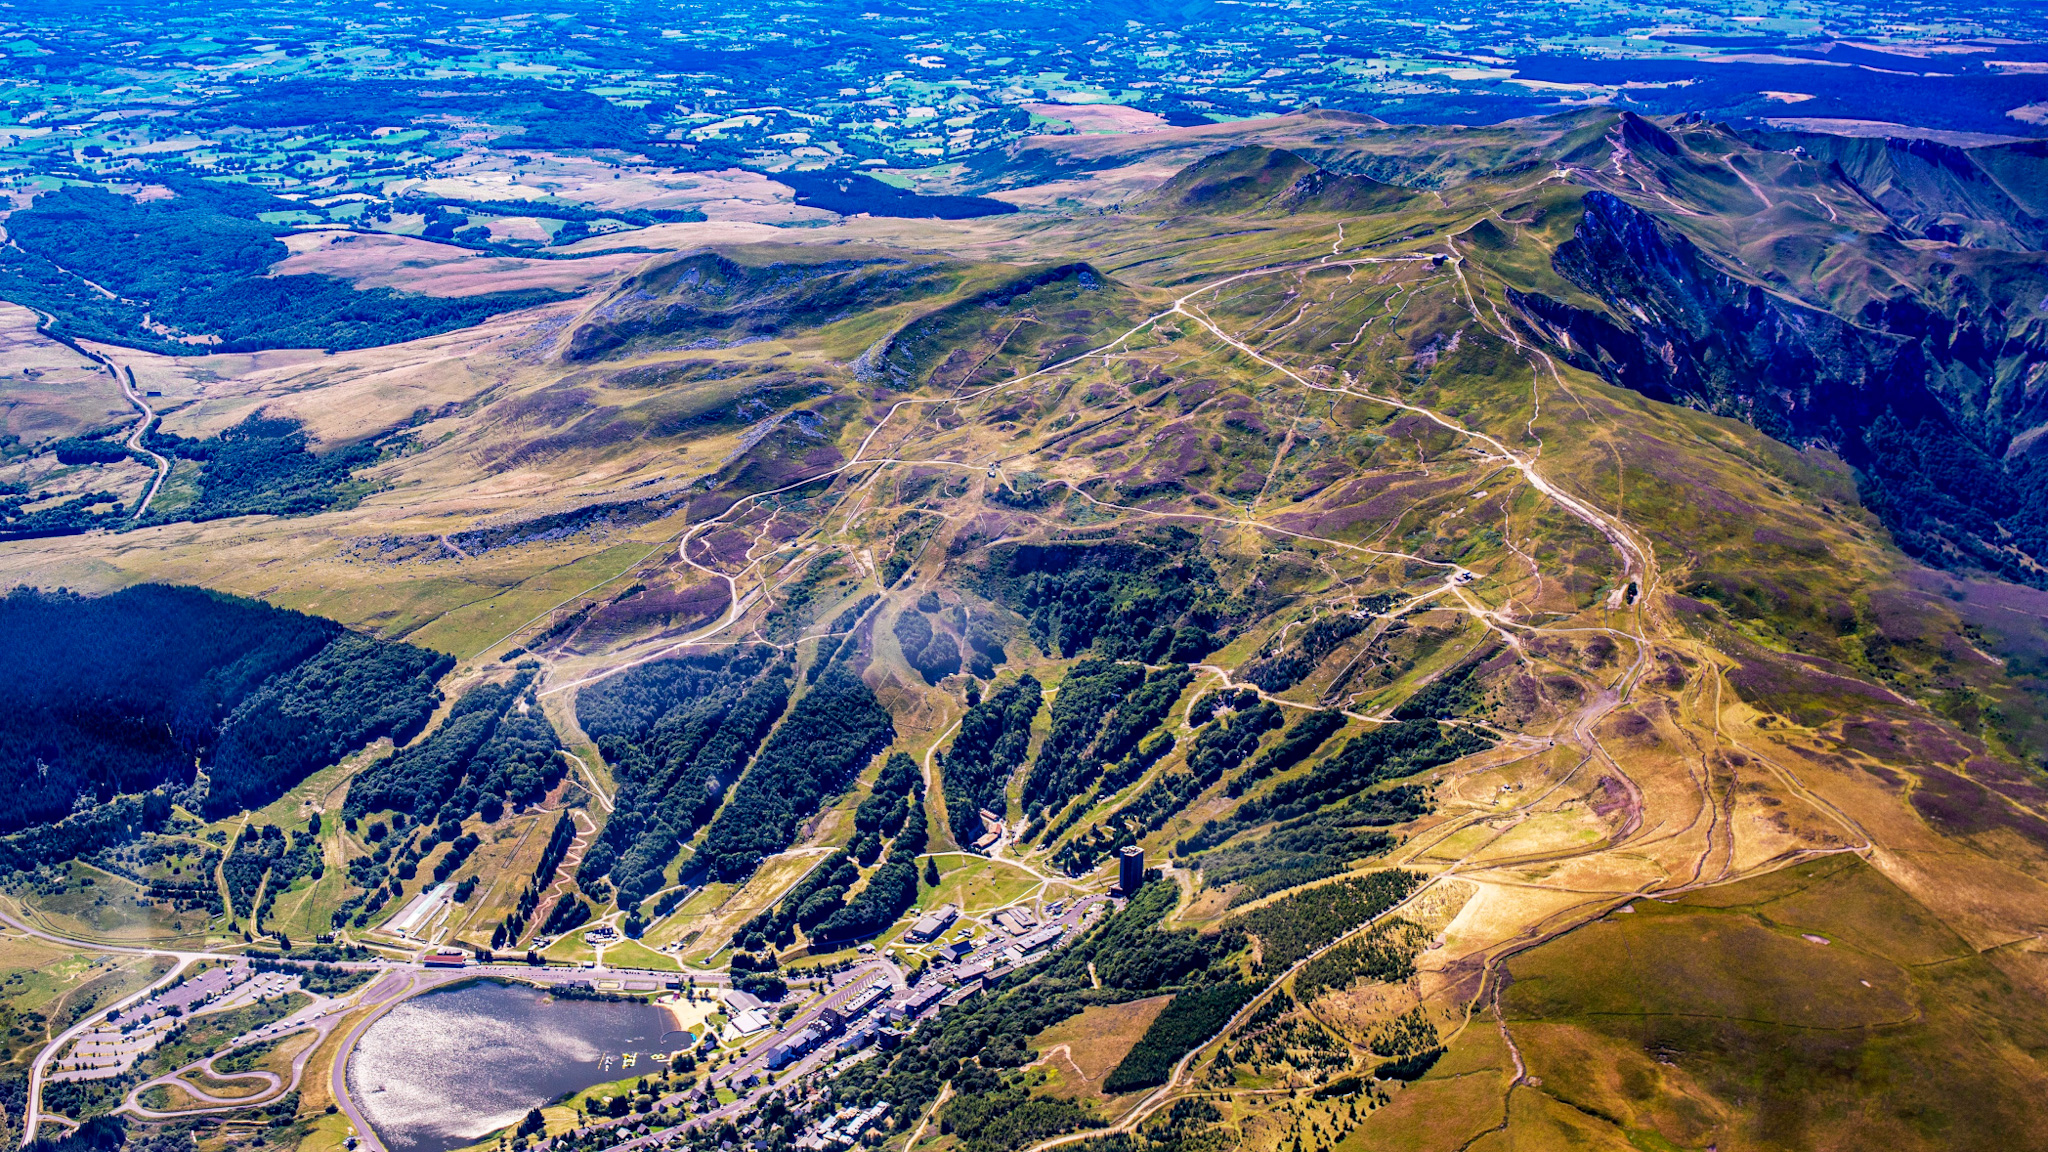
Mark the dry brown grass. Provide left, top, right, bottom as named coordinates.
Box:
left=1029, top=995, right=1172, bottom=1103
left=271, top=232, right=644, bottom=297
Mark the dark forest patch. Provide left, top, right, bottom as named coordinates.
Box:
left=0, top=584, right=447, bottom=844
left=770, top=171, right=1018, bottom=219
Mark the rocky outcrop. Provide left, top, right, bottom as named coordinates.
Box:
left=1512, top=191, right=1935, bottom=443
left=1513, top=190, right=2048, bottom=585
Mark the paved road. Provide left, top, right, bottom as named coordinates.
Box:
left=121, top=986, right=351, bottom=1120
left=566, top=958, right=905, bottom=1152
left=566, top=902, right=1108, bottom=1152
left=0, top=902, right=733, bottom=1145
left=113, top=365, right=171, bottom=517
left=20, top=955, right=194, bottom=1144
left=14, top=307, right=169, bottom=522
left=328, top=961, right=735, bottom=1152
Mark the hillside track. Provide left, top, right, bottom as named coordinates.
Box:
left=19, top=307, right=172, bottom=520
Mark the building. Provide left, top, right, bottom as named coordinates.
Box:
left=835, top=1028, right=875, bottom=1057
left=726, top=1008, right=774, bottom=1039
left=1014, top=925, right=1062, bottom=956
left=937, top=940, right=974, bottom=964
left=814, top=1006, right=845, bottom=1035
left=893, top=982, right=947, bottom=1019
left=992, top=907, right=1037, bottom=934
left=844, top=982, right=888, bottom=1015
left=422, top=949, right=467, bottom=968
left=838, top=1102, right=890, bottom=1139
left=1116, top=845, right=1144, bottom=896
left=809, top=1101, right=891, bottom=1150
left=767, top=1024, right=826, bottom=1070
left=386, top=882, right=452, bottom=937
left=905, top=903, right=958, bottom=943
left=723, top=989, right=767, bottom=1014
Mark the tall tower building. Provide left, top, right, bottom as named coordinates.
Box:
left=1117, top=845, right=1144, bottom=896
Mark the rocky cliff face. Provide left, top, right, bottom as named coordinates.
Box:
left=1513, top=190, right=2048, bottom=585
left=1743, top=129, right=2048, bottom=251
left=1513, top=191, right=1928, bottom=443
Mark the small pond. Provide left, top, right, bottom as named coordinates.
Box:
left=349, top=980, right=688, bottom=1152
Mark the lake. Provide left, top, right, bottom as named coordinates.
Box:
left=348, top=980, right=690, bottom=1152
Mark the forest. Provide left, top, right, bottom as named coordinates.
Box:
left=493, top=812, right=578, bottom=948
left=1022, top=661, right=1193, bottom=826
left=176, top=274, right=575, bottom=354
left=199, top=78, right=653, bottom=151
left=3, top=179, right=573, bottom=353
left=835, top=879, right=1245, bottom=1140
left=0, top=489, right=129, bottom=541
left=1226, top=710, right=1347, bottom=797
left=698, top=669, right=895, bottom=882
left=1227, top=870, right=1422, bottom=969
left=770, top=171, right=1018, bottom=220
left=974, top=530, right=1236, bottom=664
left=937, top=675, right=1042, bottom=845
left=1188, top=720, right=1491, bottom=845
left=204, top=632, right=453, bottom=816
left=1195, top=818, right=1399, bottom=905
left=815, top=752, right=927, bottom=941
left=0, top=585, right=447, bottom=836
left=745, top=751, right=929, bottom=947
left=891, top=605, right=962, bottom=685
left=1101, top=980, right=1258, bottom=1092
left=1051, top=696, right=1282, bottom=876
left=2, top=411, right=394, bottom=545
left=5, top=183, right=287, bottom=304
left=1238, top=613, right=1376, bottom=693
left=222, top=822, right=324, bottom=927
left=1293, top=917, right=1431, bottom=1003
left=146, top=413, right=381, bottom=524
left=1172, top=719, right=1462, bottom=901
left=574, top=649, right=793, bottom=908
left=1052, top=695, right=1304, bottom=876
left=343, top=668, right=561, bottom=823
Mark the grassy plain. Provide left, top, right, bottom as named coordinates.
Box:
left=918, top=854, right=1044, bottom=914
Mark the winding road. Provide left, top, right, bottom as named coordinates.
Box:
left=18, top=308, right=171, bottom=521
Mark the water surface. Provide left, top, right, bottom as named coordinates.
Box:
left=349, top=980, right=682, bottom=1152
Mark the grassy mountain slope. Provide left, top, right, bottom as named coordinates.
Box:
left=2, top=112, right=2047, bottom=1151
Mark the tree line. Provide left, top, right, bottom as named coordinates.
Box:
left=835, top=879, right=1244, bottom=1145
left=496, top=811, right=578, bottom=949
left=936, top=674, right=1041, bottom=846
left=0, top=585, right=448, bottom=851
left=573, top=649, right=794, bottom=909
left=972, top=529, right=1235, bottom=665
left=344, top=668, right=562, bottom=824
left=697, top=668, right=895, bottom=883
